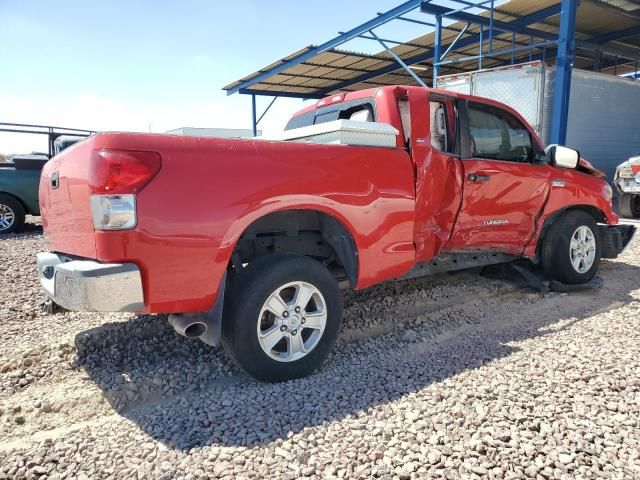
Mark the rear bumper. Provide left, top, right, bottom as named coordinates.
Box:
left=599, top=224, right=637, bottom=259
left=36, top=252, right=144, bottom=312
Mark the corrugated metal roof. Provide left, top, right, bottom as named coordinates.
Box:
left=224, top=0, right=640, bottom=97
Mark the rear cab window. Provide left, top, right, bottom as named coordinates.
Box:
left=285, top=98, right=376, bottom=130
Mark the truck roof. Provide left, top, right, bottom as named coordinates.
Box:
left=290, top=85, right=516, bottom=120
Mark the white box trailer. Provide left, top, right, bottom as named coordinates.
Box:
left=437, top=61, right=640, bottom=182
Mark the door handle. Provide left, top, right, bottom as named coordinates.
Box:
left=468, top=173, right=491, bottom=183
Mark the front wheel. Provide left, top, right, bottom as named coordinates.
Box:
left=542, top=210, right=601, bottom=285
left=222, top=254, right=343, bottom=382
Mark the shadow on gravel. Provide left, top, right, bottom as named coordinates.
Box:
left=75, top=260, right=640, bottom=450
left=12, top=223, right=43, bottom=235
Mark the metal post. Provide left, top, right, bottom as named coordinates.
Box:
left=433, top=15, right=442, bottom=86
left=550, top=0, right=578, bottom=145
left=48, top=128, right=54, bottom=158
left=479, top=28, right=483, bottom=70
left=251, top=95, right=258, bottom=137
left=635, top=58, right=639, bottom=80
left=489, top=0, right=494, bottom=55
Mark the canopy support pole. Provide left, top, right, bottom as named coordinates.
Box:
left=369, top=30, right=427, bottom=88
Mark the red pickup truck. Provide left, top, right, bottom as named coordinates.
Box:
left=37, top=86, right=635, bottom=381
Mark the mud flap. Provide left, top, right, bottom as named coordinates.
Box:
left=198, top=273, right=227, bottom=347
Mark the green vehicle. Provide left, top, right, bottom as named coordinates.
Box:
left=0, top=156, right=47, bottom=233
left=0, top=125, right=91, bottom=234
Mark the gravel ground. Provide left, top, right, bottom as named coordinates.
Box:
left=1, top=217, right=639, bottom=479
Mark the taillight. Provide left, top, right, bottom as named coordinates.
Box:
left=89, top=149, right=160, bottom=230
left=89, top=149, right=162, bottom=194
left=90, top=194, right=136, bottom=230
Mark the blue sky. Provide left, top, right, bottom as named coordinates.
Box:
left=0, top=0, right=452, bottom=153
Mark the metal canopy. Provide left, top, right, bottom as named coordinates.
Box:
left=224, top=0, right=640, bottom=99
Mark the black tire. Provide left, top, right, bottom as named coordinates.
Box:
left=222, top=254, right=343, bottom=382
left=542, top=210, right=601, bottom=285
left=0, top=194, right=25, bottom=234
left=619, top=193, right=640, bottom=219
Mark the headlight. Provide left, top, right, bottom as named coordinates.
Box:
left=90, top=194, right=136, bottom=230
left=618, top=165, right=634, bottom=178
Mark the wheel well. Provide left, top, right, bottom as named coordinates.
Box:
left=535, top=205, right=607, bottom=259
left=231, top=210, right=358, bottom=288
left=565, top=205, right=607, bottom=224
left=0, top=192, right=29, bottom=215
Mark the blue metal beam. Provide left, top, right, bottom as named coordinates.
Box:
left=420, top=2, right=637, bottom=60
left=589, top=25, right=640, bottom=45
left=419, top=3, right=558, bottom=41
left=239, top=88, right=323, bottom=99
left=369, top=30, right=427, bottom=88
left=433, top=15, right=442, bottom=85
left=550, top=0, right=578, bottom=145
left=349, top=33, right=428, bottom=49
left=440, top=23, right=470, bottom=61
left=391, top=14, right=434, bottom=27
left=317, top=4, right=562, bottom=95
left=256, top=96, right=278, bottom=125
left=226, top=0, right=423, bottom=95
left=437, top=40, right=556, bottom=66
left=251, top=95, right=258, bottom=137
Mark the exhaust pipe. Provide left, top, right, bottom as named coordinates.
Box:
left=168, top=313, right=207, bottom=339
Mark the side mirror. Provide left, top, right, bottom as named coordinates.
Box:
left=545, top=144, right=579, bottom=169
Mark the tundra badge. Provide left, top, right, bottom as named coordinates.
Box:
left=484, top=219, right=509, bottom=226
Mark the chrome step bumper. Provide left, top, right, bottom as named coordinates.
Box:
left=36, top=252, right=144, bottom=312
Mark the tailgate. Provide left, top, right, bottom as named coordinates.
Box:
left=40, top=138, right=97, bottom=258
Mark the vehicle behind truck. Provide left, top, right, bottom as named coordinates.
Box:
left=37, top=85, right=635, bottom=381
left=0, top=157, right=45, bottom=233
left=0, top=123, right=91, bottom=233
left=615, top=154, right=640, bottom=218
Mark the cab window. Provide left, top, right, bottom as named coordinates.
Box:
left=467, top=102, right=533, bottom=163
left=429, top=96, right=458, bottom=155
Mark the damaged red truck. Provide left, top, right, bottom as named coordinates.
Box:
left=37, top=86, right=635, bottom=381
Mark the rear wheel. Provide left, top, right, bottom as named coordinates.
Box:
left=0, top=194, right=25, bottom=234
left=222, top=254, right=343, bottom=382
left=542, top=210, right=601, bottom=285
left=619, top=193, right=640, bottom=219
